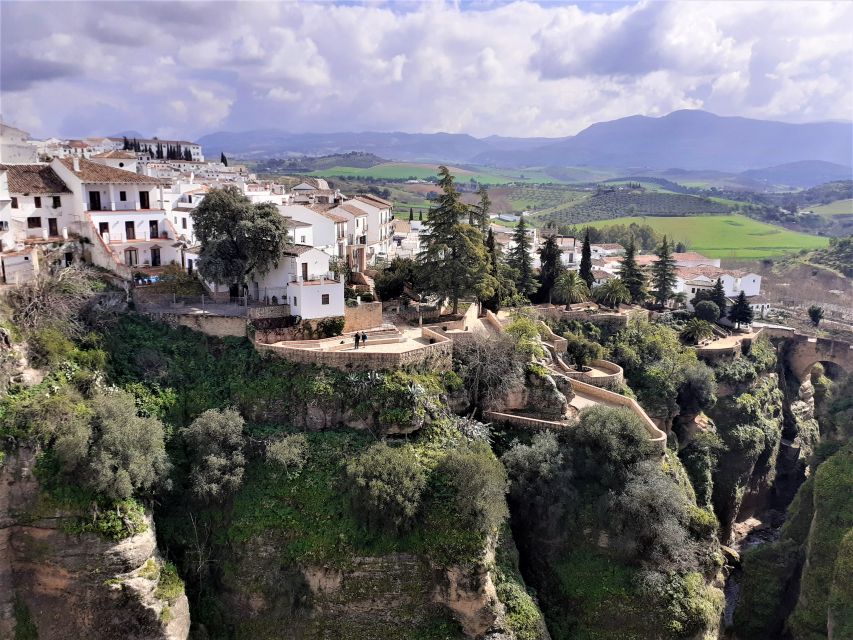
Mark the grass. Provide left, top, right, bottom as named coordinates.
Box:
left=809, top=198, right=853, bottom=217
left=310, top=162, right=578, bottom=185
left=589, top=214, right=829, bottom=259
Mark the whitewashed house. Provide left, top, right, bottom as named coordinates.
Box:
left=280, top=204, right=347, bottom=260
left=0, top=123, right=38, bottom=163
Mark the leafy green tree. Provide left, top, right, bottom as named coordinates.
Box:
left=192, top=186, right=290, bottom=288
left=345, top=442, right=426, bottom=534
left=593, top=277, right=631, bottom=309
left=266, top=433, right=309, bottom=477
left=374, top=257, right=417, bottom=300
left=579, top=230, right=593, bottom=288
left=182, top=408, right=246, bottom=502
left=676, top=362, right=717, bottom=415
left=694, top=300, right=720, bottom=323
left=419, top=167, right=492, bottom=314
left=564, top=331, right=604, bottom=369
left=552, top=270, right=590, bottom=306
left=618, top=237, right=646, bottom=303
left=81, top=390, right=171, bottom=501
left=507, top=213, right=538, bottom=298
left=438, top=442, right=508, bottom=536
left=538, top=235, right=564, bottom=303
left=650, top=235, right=678, bottom=307
left=727, top=291, right=754, bottom=329
left=808, top=305, right=824, bottom=327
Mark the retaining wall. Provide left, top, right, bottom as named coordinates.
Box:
left=142, top=311, right=248, bottom=338
left=344, top=301, right=384, bottom=332
left=558, top=359, right=624, bottom=390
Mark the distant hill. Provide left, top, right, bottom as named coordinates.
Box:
left=740, top=161, right=852, bottom=189
left=474, top=111, right=853, bottom=172
left=254, top=152, right=386, bottom=174
left=197, top=110, right=853, bottom=174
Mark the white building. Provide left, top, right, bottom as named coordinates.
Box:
left=0, top=123, right=38, bottom=163
left=51, top=157, right=180, bottom=275
left=250, top=245, right=344, bottom=320
left=280, top=204, right=347, bottom=260
left=677, top=265, right=762, bottom=304
left=591, top=243, right=625, bottom=259
left=0, top=163, right=77, bottom=252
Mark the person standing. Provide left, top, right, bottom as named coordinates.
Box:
left=354, top=332, right=361, bottom=350
left=361, top=331, right=368, bottom=347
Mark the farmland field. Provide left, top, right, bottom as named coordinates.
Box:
left=588, top=214, right=830, bottom=259
left=310, top=162, right=585, bottom=185
left=809, top=198, right=853, bottom=216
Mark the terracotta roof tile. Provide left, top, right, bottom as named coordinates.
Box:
left=283, top=244, right=315, bottom=256
left=91, top=150, right=137, bottom=159
left=0, top=164, right=70, bottom=194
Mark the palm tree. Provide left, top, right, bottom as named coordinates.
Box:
left=552, top=271, right=590, bottom=306
left=680, top=318, right=715, bottom=345
left=592, top=277, right=630, bottom=309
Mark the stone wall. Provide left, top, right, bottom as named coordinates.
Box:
left=142, top=311, right=247, bottom=338
left=344, top=301, right=383, bottom=332
left=559, top=359, right=624, bottom=390
left=537, top=304, right=648, bottom=332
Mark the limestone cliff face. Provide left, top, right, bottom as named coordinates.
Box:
left=211, top=534, right=548, bottom=640
left=0, top=449, right=189, bottom=640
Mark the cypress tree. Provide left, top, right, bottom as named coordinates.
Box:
left=507, top=213, right=538, bottom=298
left=617, top=236, right=646, bottom=304
left=122, top=136, right=129, bottom=150
left=475, top=187, right=491, bottom=233
left=650, top=235, right=678, bottom=307
left=220, top=152, right=228, bottom=166
left=711, top=278, right=727, bottom=315
left=538, top=234, right=563, bottom=303
left=409, top=207, right=413, bottom=222
left=727, top=291, right=753, bottom=328
left=579, top=230, right=593, bottom=288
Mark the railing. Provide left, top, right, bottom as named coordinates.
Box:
left=88, top=201, right=161, bottom=212
left=287, top=271, right=338, bottom=284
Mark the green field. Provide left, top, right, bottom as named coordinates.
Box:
left=809, top=199, right=853, bottom=216
left=589, top=214, right=830, bottom=259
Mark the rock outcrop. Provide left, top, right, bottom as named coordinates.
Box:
left=0, top=448, right=189, bottom=640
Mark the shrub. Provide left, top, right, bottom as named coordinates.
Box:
left=453, top=333, right=526, bottom=408
left=505, top=312, right=545, bottom=359
left=438, top=442, right=508, bottom=536
left=693, top=300, right=720, bottom=322
left=266, top=433, right=309, bottom=477
left=360, top=292, right=375, bottom=303
left=563, top=331, right=604, bottom=369
left=676, top=362, right=717, bottom=415
left=182, top=408, right=246, bottom=502
left=155, top=562, right=185, bottom=603
left=344, top=442, right=427, bottom=534
left=317, top=316, right=345, bottom=338
left=81, top=389, right=171, bottom=501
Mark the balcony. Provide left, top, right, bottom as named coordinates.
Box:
left=88, top=201, right=162, bottom=212
left=101, top=231, right=172, bottom=244
left=347, top=234, right=367, bottom=246
left=288, top=271, right=338, bottom=285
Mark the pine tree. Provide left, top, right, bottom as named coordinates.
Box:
left=122, top=136, right=129, bottom=150
left=579, top=230, right=593, bottom=288
left=220, top=152, right=228, bottom=166
left=418, top=166, right=491, bottom=315
left=507, top=213, right=538, bottom=298
left=650, top=235, right=678, bottom=307
left=475, top=187, right=491, bottom=233
left=184, top=147, right=192, bottom=161
left=711, top=278, right=727, bottom=316
left=617, top=237, right=646, bottom=304
left=538, top=234, right=563, bottom=303
left=727, top=291, right=754, bottom=328
left=409, top=207, right=414, bottom=221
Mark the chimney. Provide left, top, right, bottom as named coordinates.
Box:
left=72, top=157, right=80, bottom=172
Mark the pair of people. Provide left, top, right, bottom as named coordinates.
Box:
left=353, top=331, right=369, bottom=349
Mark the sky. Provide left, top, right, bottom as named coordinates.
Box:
left=1, top=0, right=852, bottom=141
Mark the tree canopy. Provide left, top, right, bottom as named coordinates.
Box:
left=650, top=236, right=678, bottom=307
left=618, top=237, right=646, bottom=304
left=192, top=186, right=290, bottom=287
left=538, top=234, right=564, bottom=303
left=507, top=213, right=538, bottom=298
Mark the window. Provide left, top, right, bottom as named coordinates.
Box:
left=139, top=191, right=150, bottom=209
left=300, top=235, right=305, bottom=243
left=34, top=197, right=42, bottom=208
left=11, top=197, right=18, bottom=209
left=52, top=196, right=61, bottom=208
left=124, top=248, right=139, bottom=266
left=27, top=217, right=41, bottom=229
left=182, top=218, right=187, bottom=229
left=293, top=296, right=298, bottom=306
left=118, top=162, right=124, bottom=168
left=119, top=191, right=127, bottom=202
left=321, top=294, right=330, bottom=305
left=0, top=221, right=9, bottom=231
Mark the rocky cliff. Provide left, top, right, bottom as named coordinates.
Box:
left=0, top=448, right=190, bottom=640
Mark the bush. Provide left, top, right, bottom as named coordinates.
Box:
left=693, top=300, right=720, bottom=322
left=182, top=408, right=246, bottom=502
left=676, top=362, right=717, bottom=415
left=79, top=389, right=171, bottom=501
left=266, top=433, right=309, bottom=477
left=359, top=292, right=375, bottom=303
left=438, top=442, right=508, bottom=536
left=453, top=333, right=526, bottom=408
left=505, top=312, right=546, bottom=359
left=345, top=442, right=427, bottom=534
left=155, top=561, right=185, bottom=603
left=317, top=316, right=345, bottom=338
left=563, top=331, right=604, bottom=369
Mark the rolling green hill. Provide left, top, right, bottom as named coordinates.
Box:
left=589, top=214, right=829, bottom=259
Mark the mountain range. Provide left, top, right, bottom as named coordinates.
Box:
left=197, top=110, right=853, bottom=177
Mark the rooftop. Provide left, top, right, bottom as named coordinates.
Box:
left=0, top=163, right=70, bottom=194
left=283, top=244, right=316, bottom=256
left=92, top=150, right=137, bottom=160
left=59, top=158, right=168, bottom=185
left=354, top=193, right=393, bottom=208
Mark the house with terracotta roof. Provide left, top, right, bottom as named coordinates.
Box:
left=51, top=157, right=180, bottom=276
left=591, top=243, right=625, bottom=259
left=676, top=265, right=762, bottom=306
left=350, top=195, right=393, bottom=262
left=280, top=204, right=348, bottom=260
left=0, top=162, right=79, bottom=281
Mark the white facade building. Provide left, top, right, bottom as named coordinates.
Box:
left=0, top=123, right=38, bottom=163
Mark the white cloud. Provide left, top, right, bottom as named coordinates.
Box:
left=1, top=0, right=851, bottom=139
